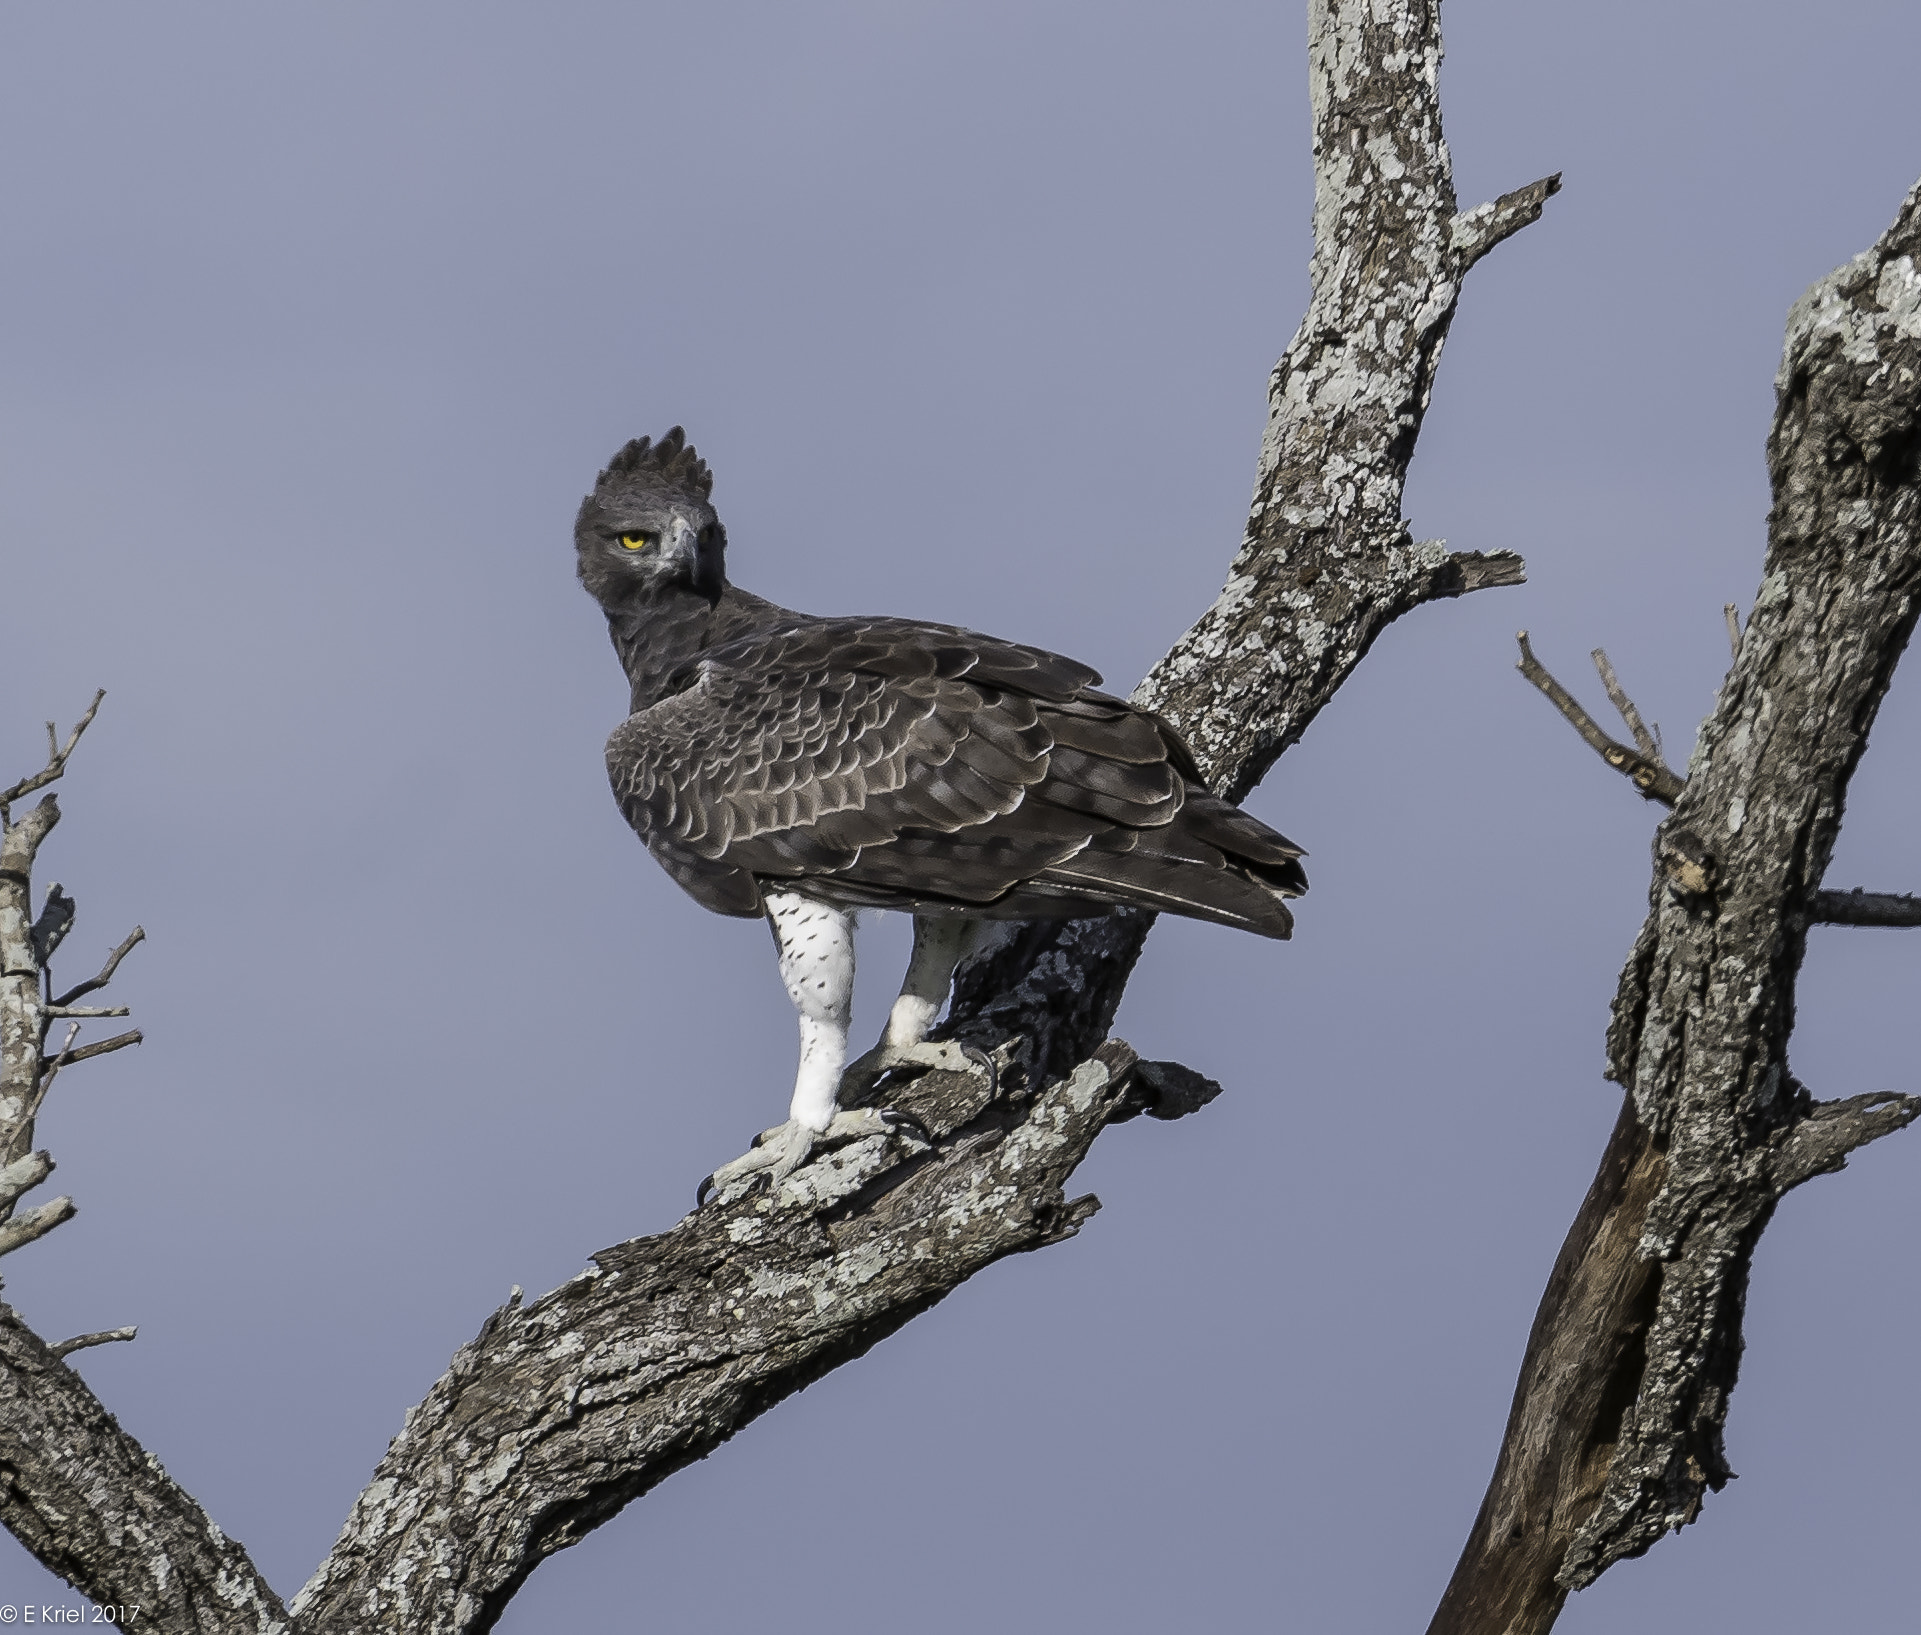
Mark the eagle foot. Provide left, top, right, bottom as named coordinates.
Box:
left=698, top=1107, right=927, bottom=1207
left=843, top=1039, right=999, bottom=1101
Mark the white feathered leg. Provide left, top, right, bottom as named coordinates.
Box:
left=845, top=915, right=998, bottom=1090
left=768, top=890, right=857, bottom=1132
left=701, top=890, right=912, bottom=1204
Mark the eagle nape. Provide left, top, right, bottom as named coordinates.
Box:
left=576, top=427, right=1307, bottom=1206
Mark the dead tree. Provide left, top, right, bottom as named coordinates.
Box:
left=2, top=2, right=1916, bottom=1631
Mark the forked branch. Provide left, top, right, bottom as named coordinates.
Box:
left=52, top=926, right=147, bottom=1008
left=1515, top=631, right=1684, bottom=804
left=0, top=689, right=104, bottom=817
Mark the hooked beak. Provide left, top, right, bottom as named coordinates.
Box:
left=665, top=515, right=722, bottom=601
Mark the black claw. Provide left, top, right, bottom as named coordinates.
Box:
left=962, top=1044, right=999, bottom=1098
left=697, top=1173, right=718, bottom=1207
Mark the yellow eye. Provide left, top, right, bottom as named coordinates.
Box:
left=618, top=531, right=654, bottom=552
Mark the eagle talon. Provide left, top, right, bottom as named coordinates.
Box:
left=845, top=1038, right=998, bottom=1098
left=698, top=1107, right=927, bottom=1207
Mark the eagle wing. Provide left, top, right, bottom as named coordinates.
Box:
left=607, top=616, right=1303, bottom=932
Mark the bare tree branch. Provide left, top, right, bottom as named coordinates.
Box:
left=38, top=1028, right=143, bottom=1072
left=51, top=925, right=146, bottom=1008
left=0, top=1196, right=76, bottom=1258
left=1771, top=1091, right=1921, bottom=1191
left=1810, top=887, right=1921, bottom=927
left=1, top=795, right=66, bottom=1193
left=1515, top=631, right=1685, bottom=804
left=0, top=690, right=104, bottom=815
left=1591, top=648, right=1659, bottom=761
left=49, top=1326, right=138, bottom=1360
left=1452, top=173, right=1564, bottom=270
left=1431, top=176, right=1921, bottom=1635
left=0, top=1150, right=53, bottom=1212
left=293, top=1042, right=1143, bottom=1630
left=0, top=1302, right=288, bottom=1632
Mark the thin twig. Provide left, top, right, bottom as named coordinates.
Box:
left=28, top=1024, right=83, bottom=1129
left=1591, top=649, right=1659, bottom=760
left=45, top=1005, right=129, bottom=1019
left=1515, top=632, right=1686, bottom=804
left=1725, top=603, right=1742, bottom=659
left=50, top=1327, right=137, bottom=1360
left=38, top=1022, right=80, bottom=1084
left=0, top=689, right=105, bottom=812
left=1811, top=888, right=1921, bottom=927
left=38, top=1029, right=142, bottom=1072
left=52, top=925, right=145, bottom=1008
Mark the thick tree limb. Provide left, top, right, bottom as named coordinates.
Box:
left=1133, top=0, right=1531, bottom=800
left=2, top=796, right=64, bottom=1193
left=0, top=1302, right=288, bottom=1632
left=1431, top=178, right=1921, bottom=1635
left=293, top=1043, right=1144, bottom=1632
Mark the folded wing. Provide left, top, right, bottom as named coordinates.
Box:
left=606, top=617, right=1305, bottom=934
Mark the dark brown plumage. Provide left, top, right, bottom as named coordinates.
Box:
left=577, top=428, right=1307, bottom=937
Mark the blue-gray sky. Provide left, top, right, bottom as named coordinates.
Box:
left=3, top=3, right=1918, bottom=1630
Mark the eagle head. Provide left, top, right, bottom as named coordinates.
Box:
left=575, top=427, right=726, bottom=607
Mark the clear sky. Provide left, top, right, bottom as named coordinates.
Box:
left=3, top=3, right=1918, bottom=1630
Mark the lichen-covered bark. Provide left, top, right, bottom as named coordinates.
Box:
left=1429, top=182, right=1921, bottom=1635
left=0, top=1304, right=289, bottom=1633
left=956, top=0, right=1546, bottom=1078
left=1134, top=0, right=1538, bottom=802
left=291, top=1044, right=1146, bottom=1633
left=0, top=798, right=60, bottom=1188
left=0, top=3, right=1548, bottom=1630
left=1574, top=177, right=1921, bottom=1577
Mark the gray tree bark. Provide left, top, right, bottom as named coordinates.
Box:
left=1430, top=184, right=1921, bottom=1634
left=1, top=4, right=1915, bottom=1633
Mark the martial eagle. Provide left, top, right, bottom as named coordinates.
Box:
left=576, top=428, right=1306, bottom=1196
